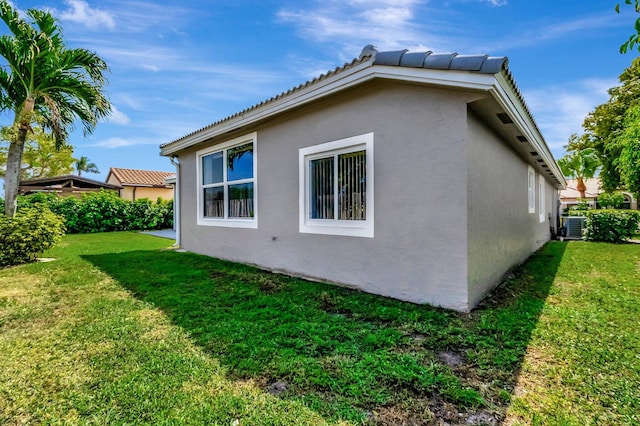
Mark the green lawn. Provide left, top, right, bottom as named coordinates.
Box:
left=0, top=233, right=638, bottom=425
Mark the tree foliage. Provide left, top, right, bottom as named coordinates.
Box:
left=616, top=0, right=640, bottom=53
left=576, top=57, right=640, bottom=193
left=557, top=147, right=600, bottom=198
left=615, top=105, right=640, bottom=196
left=0, top=0, right=111, bottom=216
left=0, top=125, right=75, bottom=179
left=597, top=191, right=626, bottom=209
left=74, top=155, right=99, bottom=176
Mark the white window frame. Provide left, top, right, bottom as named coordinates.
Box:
left=196, top=132, right=257, bottom=228
left=299, top=133, right=374, bottom=238
left=539, top=174, right=545, bottom=223
left=528, top=165, right=535, bottom=214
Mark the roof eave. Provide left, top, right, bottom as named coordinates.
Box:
left=491, top=73, right=567, bottom=189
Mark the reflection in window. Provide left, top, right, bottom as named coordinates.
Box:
left=227, top=143, right=253, bottom=181
left=200, top=137, right=256, bottom=223
left=202, top=151, right=223, bottom=185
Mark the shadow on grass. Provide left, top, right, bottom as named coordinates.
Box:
left=83, top=241, right=566, bottom=424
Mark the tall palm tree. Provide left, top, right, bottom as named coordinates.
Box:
left=557, top=148, right=601, bottom=199
left=0, top=1, right=111, bottom=216
left=74, top=156, right=99, bottom=176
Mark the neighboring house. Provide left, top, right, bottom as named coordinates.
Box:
left=160, top=46, right=566, bottom=312
left=19, top=175, right=121, bottom=197
left=559, top=178, right=637, bottom=210
left=106, top=167, right=174, bottom=201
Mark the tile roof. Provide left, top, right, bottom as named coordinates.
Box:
left=108, top=168, right=174, bottom=187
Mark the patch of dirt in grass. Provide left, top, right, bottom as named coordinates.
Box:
left=370, top=397, right=438, bottom=425
left=254, top=273, right=286, bottom=293
left=210, top=270, right=227, bottom=279
left=436, top=351, right=466, bottom=368
left=370, top=396, right=502, bottom=426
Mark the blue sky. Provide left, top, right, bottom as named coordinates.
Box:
left=0, top=0, right=638, bottom=187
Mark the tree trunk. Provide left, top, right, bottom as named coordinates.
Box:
left=577, top=177, right=587, bottom=199
left=4, top=127, right=27, bottom=217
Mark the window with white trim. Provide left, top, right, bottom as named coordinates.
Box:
left=197, top=133, right=257, bottom=228
left=527, top=165, right=535, bottom=214
left=539, top=175, right=545, bottom=223
left=299, top=133, right=374, bottom=237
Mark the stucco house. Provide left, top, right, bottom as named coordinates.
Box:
left=160, top=46, right=566, bottom=312
left=106, top=167, right=174, bottom=202
left=559, top=178, right=637, bottom=210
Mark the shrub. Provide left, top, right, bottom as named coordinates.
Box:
left=584, top=209, right=640, bottom=243
left=16, top=191, right=173, bottom=234
left=597, top=192, right=626, bottom=209
left=0, top=207, right=66, bottom=267
left=565, top=199, right=591, bottom=216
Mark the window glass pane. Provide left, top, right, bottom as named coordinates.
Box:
left=203, top=187, right=224, bottom=217
left=227, top=143, right=253, bottom=181
left=338, top=150, right=366, bottom=220
left=310, top=157, right=334, bottom=219
left=203, top=152, right=223, bottom=185
left=228, top=183, right=254, bottom=218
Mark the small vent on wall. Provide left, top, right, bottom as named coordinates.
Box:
left=536, top=159, right=544, bottom=163
left=497, top=112, right=513, bottom=124
left=530, top=151, right=538, bottom=156
left=516, top=135, right=528, bottom=142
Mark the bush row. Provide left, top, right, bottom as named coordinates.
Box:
left=0, top=207, right=66, bottom=267
left=18, top=191, right=173, bottom=234
left=584, top=209, right=640, bottom=243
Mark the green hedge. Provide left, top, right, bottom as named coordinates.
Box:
left=0, top=207, right=66, bottom=267
left=17, top=191, right=173, bottom=234
left=584, top=209, right=640, bottom=243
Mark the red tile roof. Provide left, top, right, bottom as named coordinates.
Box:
left=108, top=167, right=174, bottom=187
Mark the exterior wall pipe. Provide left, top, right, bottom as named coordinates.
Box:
left=170, top=156, right=180, bottom=247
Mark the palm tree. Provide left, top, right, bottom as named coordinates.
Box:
left=74, top=156, right=99, bottom=176
left=0, top=1, right=110, bottom=216
left=557, top=148, right=601, bottom=199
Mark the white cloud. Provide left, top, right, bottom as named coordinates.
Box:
left=523, top=78, right=616, bottom=157
left=105, top=105, right=130, bottom=125
left=482, top=0, right=507, bottom=6
left=58, top=0, right=116, bottom=31
left=277, top=0, right=445, bottom=54
left=90, top=137, right=132, bottom=148
left=89, top=136, right=159, bottom=148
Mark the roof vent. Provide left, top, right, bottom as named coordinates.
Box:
left=516, top=135, right=528, bottom=142
left=497, top=113, right=513, bottom=124
left=536, top=159, right=544, bottom=163
left=530, top=151, right=538, bottom=156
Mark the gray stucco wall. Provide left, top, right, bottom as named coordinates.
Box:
left=466, top=110, right=557, bottom=307
left=175, top=81, right=559, bottom=311
left=178, top=82, right=476, bottom=310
